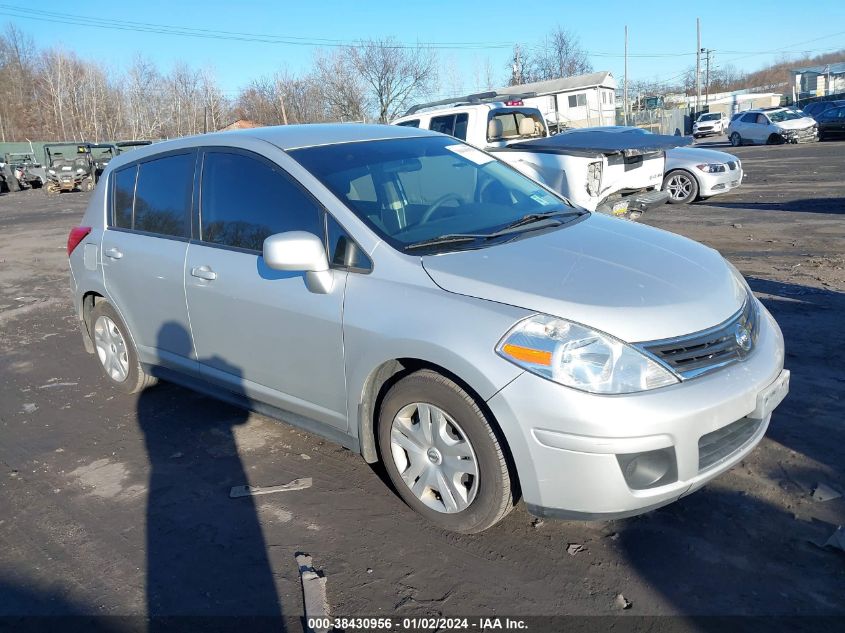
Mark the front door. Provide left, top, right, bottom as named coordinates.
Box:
left=102, top=152, right=198, bottom=372
left=184, top=149, right=348, bottom=430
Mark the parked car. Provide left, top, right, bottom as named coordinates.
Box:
left=727, top=107, right=818, bottom=146
left=816, top=105, right=845, bottom=140
left=392, top=92, right=673, bottom=219
left=692, top=112, right=729, bottom=138
left=800, top=100, right=845, bottom=121
left=68, top=124, right=789, bottom=533
left=581, top=127, right=743, bottom=204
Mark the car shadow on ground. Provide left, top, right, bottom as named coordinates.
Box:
left=615, top=275, right=845, bottom=618
left=705, top=198, right=845, bottom=215
left=136, top=322, right=287, bottom=631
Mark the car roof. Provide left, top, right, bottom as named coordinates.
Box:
left=101, top=123, right=439, bottom=172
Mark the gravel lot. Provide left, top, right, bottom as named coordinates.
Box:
left=1, top=140, right=843, bottom=627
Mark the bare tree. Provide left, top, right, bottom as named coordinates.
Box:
left=508, top=27, right=592, bottom=86
left=344, top=38, right=438, bottom=122
left=533, top=27, right=592, bottom=80
left=313, top=49, right=369, bottom=122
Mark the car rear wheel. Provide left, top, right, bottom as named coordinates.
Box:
left=663, top=170, right=699, bottom=204
left=378, top=369, right=514, bottom=533
left=729, top=132, right=742, bottom=147
left=89, top=301, right=157, bottom=394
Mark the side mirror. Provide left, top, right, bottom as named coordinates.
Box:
left=262, top=231, right=334, bottom=294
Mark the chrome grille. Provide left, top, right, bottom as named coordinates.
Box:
left=698, top=417, right=762, bottom=472
left=639, top=294, right=759, bottom=379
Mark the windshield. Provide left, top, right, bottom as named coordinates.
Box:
left=699, top=113, right=721, bottom=121
left=769, top=110, right=805, bottom=122
left=289, top=136, right=576, bottom=252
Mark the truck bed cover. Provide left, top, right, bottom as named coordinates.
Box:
left=507, top=130, right=692, bottom=156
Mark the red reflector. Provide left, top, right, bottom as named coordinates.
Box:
left=67, top=226, right=92, bottom=256
left=505, top=99, right=523, bottom=106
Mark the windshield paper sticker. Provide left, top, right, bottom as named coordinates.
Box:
left=445, top=144, right=494, bottom=165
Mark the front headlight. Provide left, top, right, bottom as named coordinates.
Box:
left=48, top=169, right=56, bottom=175
left=76, top=168, right=84, bottom=174
left=496, top=315, right=678, bottom=394
left=696, top=163, right=727, bottom=173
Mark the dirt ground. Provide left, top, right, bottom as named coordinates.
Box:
left=1, top=140, right=843, bottom=629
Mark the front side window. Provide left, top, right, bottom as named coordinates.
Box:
left=200, top=151, right=321, bottom=251
left=756, top=114, right=770, bottom=125
left=133, top=153, right=194, bottom=238
left=289, top=136, right=578, bottom=253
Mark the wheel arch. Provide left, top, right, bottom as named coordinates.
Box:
left=356, top=357, right=521, bottom=499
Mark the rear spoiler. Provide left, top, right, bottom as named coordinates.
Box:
left=508, top=130, right=692, bottom=157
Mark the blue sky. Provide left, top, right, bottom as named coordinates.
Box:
left=3, top=0, right=844, bottom=96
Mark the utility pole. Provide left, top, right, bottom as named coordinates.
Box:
left=701, top=48, right=713, bottom=105
left=274, top=77, right=289, bottom=125
left=624, top=25, right=629, bottom=126
left=695, top=18, right=701, bottom=115
left=203, top=105, right=208, bottom=134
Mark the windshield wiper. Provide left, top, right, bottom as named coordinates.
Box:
left=404, top=233, right=488, bottom=251
left=405, top=210, right=585, bottom=252
left=498, top=209, right=584, bottom=231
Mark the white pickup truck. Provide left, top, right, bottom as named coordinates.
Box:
left=392, top=93, right=678, bottom=218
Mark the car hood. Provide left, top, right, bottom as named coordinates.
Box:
left=776, top=117, right=816, bottom=130
left=666, top=146, right=738, bottom=165
left=421, top=214, right=746, bottom=343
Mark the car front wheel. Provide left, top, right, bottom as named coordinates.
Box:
left=663, top=170, right=699, bottom=204
left=378, top=369, right=515, bottom=533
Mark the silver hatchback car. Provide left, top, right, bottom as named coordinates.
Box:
left=68, top=124, right=789, bottom=533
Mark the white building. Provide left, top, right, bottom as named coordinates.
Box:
left=792, top=62, right=845, bottom=100
left=496, top=71, right=618, bottom=130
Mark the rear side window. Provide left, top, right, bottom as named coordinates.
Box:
left=112, top=166, right=137, bottom=229
left=133, top=153, right=194, bottom=238
left=740, top=113, right=757, bottom=123
left=429, top=113, right=469, bottom=140
left=200, top=151, right=322, bottom=251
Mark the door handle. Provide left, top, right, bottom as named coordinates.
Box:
left=190, top=266, right=217, bottom=281
left=104, top=247, right=123, bottom=260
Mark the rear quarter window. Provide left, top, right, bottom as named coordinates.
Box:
left=112, top=166, right=137, bottom=229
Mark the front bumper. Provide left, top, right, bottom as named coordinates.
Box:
left=779, top=126, right=818, bottom=144
left=698, top=164, right=744, bottom=197
left=596, top=189, right=669, bottom=219
left=486, top=301, right=786, bottom=519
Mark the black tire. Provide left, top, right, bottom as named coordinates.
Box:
left=89, top=301, right=157, bottom=394
left=378, top=369, right=514, bottom=533
left=729, top=132, right=742, bottom=147
left=766, top=133, right=784, bottom=145
left=2, top=165, right=21, bottom=192
left=663, top=169, right=699, bottom=204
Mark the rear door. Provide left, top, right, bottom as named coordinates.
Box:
left=102, top=151, right=198, bottom=372
left=184, top=148, right=348, bottom=430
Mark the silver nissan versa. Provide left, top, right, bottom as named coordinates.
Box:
left=67, top=124, right=789, bottom=533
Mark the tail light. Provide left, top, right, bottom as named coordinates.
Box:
left=67, top=226, right=92, bottom=256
